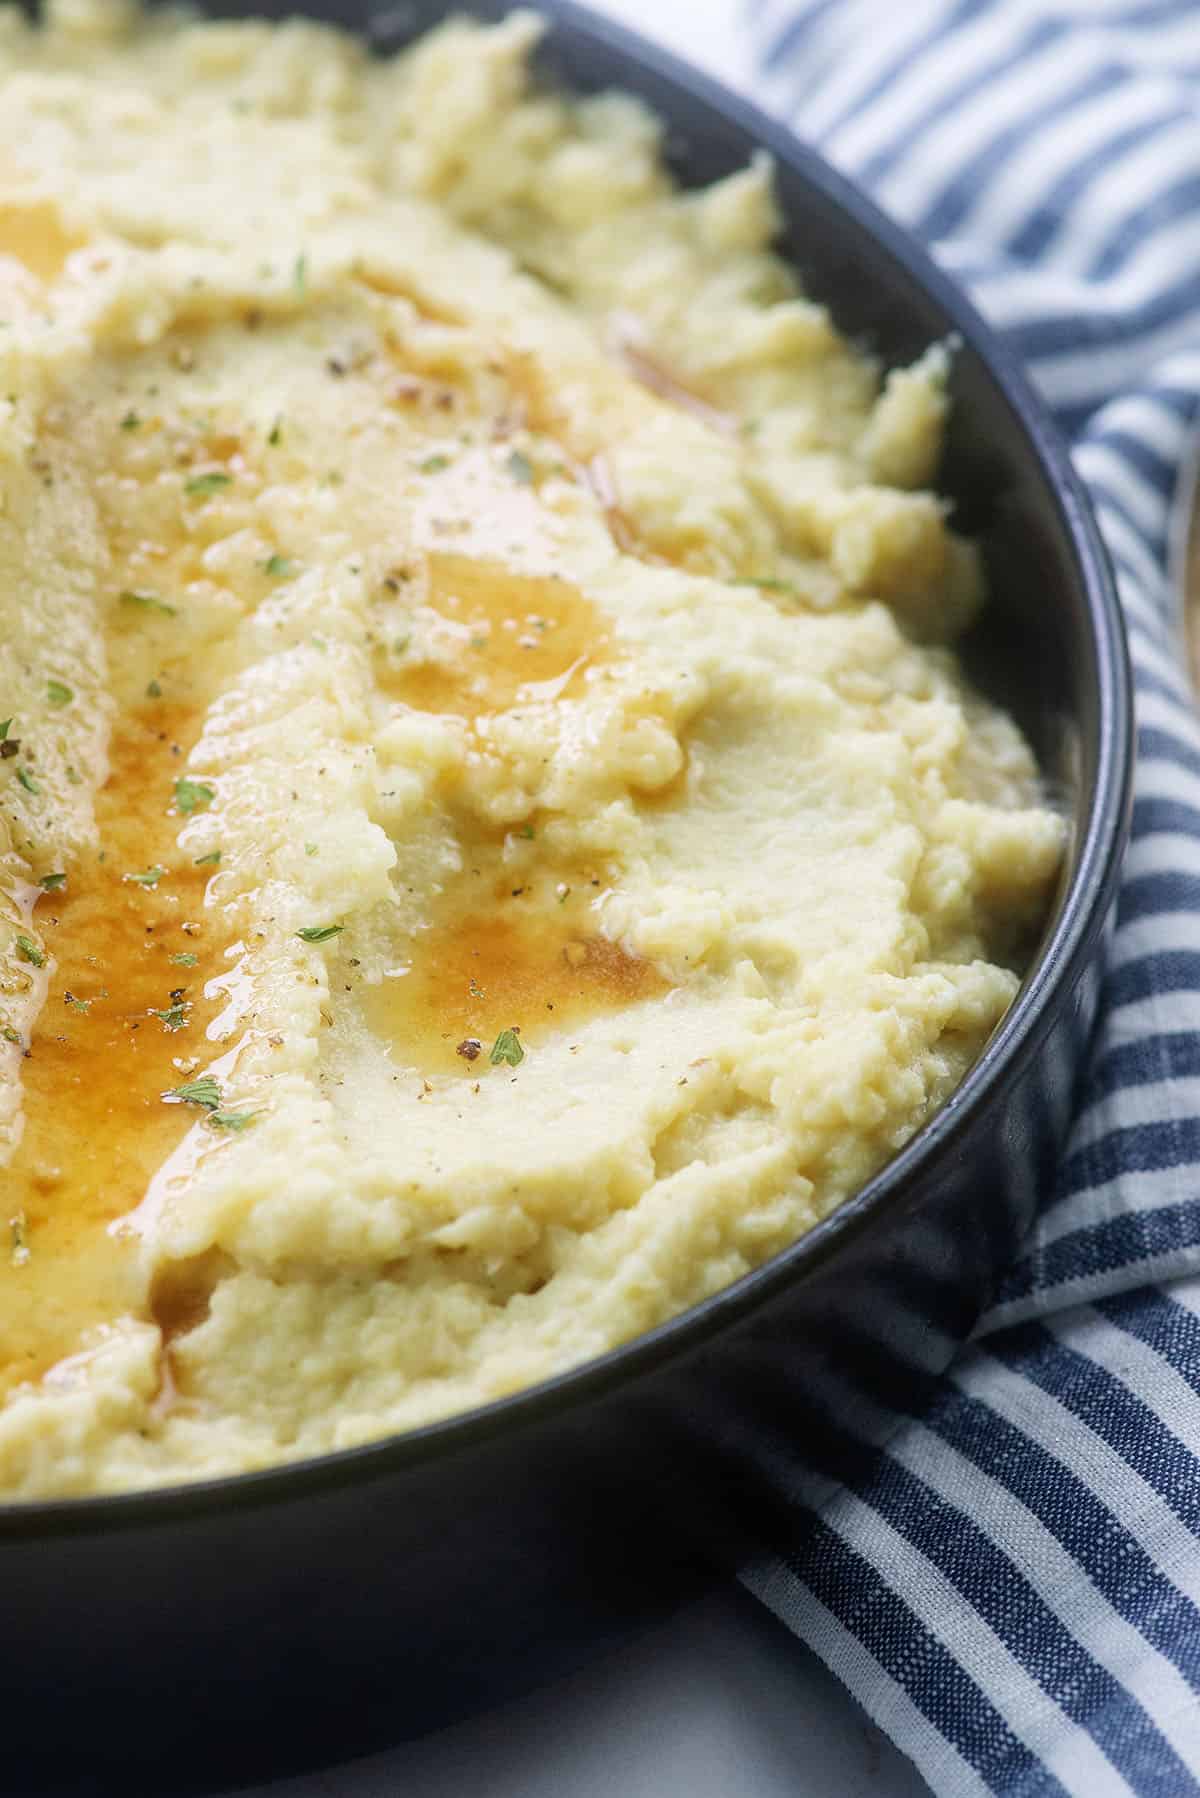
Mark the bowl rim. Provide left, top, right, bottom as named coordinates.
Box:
left=0, top=0, right=1133, bottom=1538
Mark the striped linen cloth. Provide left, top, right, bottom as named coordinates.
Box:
left=736, top=3, right=1200, bottom=1793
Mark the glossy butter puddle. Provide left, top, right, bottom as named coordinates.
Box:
left=378, top=553, right=610, bottom=721
left=0, top=696, right=225, bottom=1404
left=0, top=197, right=82, bottom=286
left=366, top=865, right=665, bottom=1078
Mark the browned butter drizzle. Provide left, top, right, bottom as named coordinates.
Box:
left=0, top=700, right=225, bottom=1403
left=367, top=872, right=665, bottom=1077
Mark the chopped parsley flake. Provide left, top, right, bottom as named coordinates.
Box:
left=263, top=553, right=293, bottom=577
left=15, top=935, right=44, bottom=967
left=489, top=1027, right=524, bottom=1067
left=16, top=767, right=39, bottom=795
left=2, top=1026, right=20, bottom=1045
left=194, top=850, right=222, bottom=867
left=151, top=1003, right=189, bottom=1031
left=419, top=454, right=451, bottom=474
left=507, top=449, right=534, bottom=484
left=304, top=842, right=318, bottom=856
left=46, top=679, right=73, bottom=707
left=517, top=824, right=535, bottom=840
left=0, top=720, right=10, bottom=740
left=146, top=679, right=163, bottom=699
left=64, top=992, right=90, bottom=1014
left=165, top=1075, right=220, bottom=1111
left=209, top=1109, right=257, bottom=1132
left=185, top=471, right=232, bottom=497
left=125, top=865, right=166, bottom=887
left=296, top=924, right=343, bottom=943
left=174, top=777, right=215, bottom=815
left=268, top=417, right=283, bottom=446
left=120, top=410, right=141, bottom=431
left=39, top=872, right=66, bottom=891
left=10, top=1211, right=29, bottom=1267
left=121, top=589, right=177, bottom=617
left=293, top=252, right=308, bottom=294
left=732, top=576, right=799, bottom=596
left=170, top=951, right=198, bottom=967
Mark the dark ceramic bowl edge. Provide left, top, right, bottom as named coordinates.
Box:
left=0, top=0, right=1134, bottom=1538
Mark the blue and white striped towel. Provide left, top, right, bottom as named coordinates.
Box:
left=738, top=3, right=1200, bottom=1793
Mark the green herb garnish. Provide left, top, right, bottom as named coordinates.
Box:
left=507, top=449, right=534, bottom=484
left=15, top=935, right=44, bottom=967
left=2, top=1026, right=21, bottom=1045
left=165, top=1075, right=220, bottom=1111
left=0, top=720, right=10, bottom=740
left=146, top=679, right=163, bottom=699
left=120, top=410, right=141, bottom=432
left=209, top=1109, right=257, bottom=1132
left=151, top=1003, right=188, bottom=1031
left=194, top=850, right=222, bottom=867
left=419, top=454, right=450, bottom=474
left=10, top=1211, right=29, bottom=1267
left=489, top=1027, right=524, bottom=1067
left=46, top=679, right=73, bottom=707
left=262, top=553, right=293, bottom=577
left=296, top=924, right=343, bottom=944
left=39, top=872, right=66, bottom=891
left=16, top=767, right=39, bottom=795
left=170, top=951, right=198, bottom=967
left=293, top=252, right=307, bottom=293
left=125, top=865, right=166, bottom=887
left=174, top=777, right=215, bottom=816
left=121, top=590, right=177, bottom=617
left=184, top=471, right=232, bottom=497
left=304, top=842, right=318, bottom=856
left=732, top=577, right=799, bottom=596
left=268, top=416, right=283, bottom=446
left=64, top=992, right=90, bottom=1014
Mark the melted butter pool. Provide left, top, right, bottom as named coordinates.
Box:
left=0, top=699, right=227, bottom=1404
left=364, top=864, right=665, bottom=1078
left=379, top=554, right=610, bottom=724
left=0, top=197, right=82, bottom=284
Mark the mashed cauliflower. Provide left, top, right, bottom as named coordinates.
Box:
left=0, top=0, right=1063, bottom=1497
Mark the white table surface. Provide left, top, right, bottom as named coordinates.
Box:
left=246, top=5, right=928, bottom=1793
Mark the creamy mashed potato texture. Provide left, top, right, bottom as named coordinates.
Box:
left=0, top=0, right=1064, bottom=1498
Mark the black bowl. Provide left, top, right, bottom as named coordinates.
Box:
left=2, top=4, right=1132, bottom=1791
